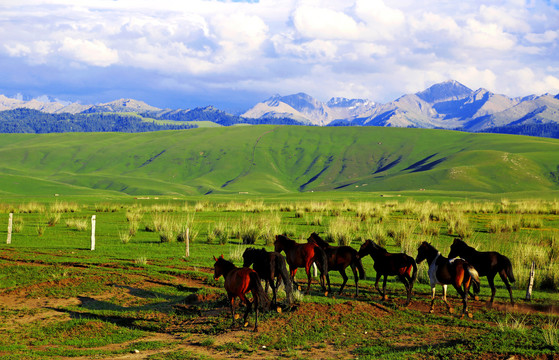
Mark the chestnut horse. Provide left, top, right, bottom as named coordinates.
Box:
left=242, top=247, right=293, bottom=309
left=448, top=237, right=515, bottom=306
left=415, top=242, right=480, bottom=318
left=213, top=255, right=270, bottom=331
left=307, top=232, right=365, bottom=296
left=274, top=235, right=329, bottom=295
left=358, top=239, right=417, bottom=305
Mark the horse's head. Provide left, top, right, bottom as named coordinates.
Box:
left=307, top=234, right=318, bottom=245
left=274, top=235, right=285, bottom=252
left=448, top=238, right=466, bottom=259
left=242, top=248, right=256, bottom=267
left=358, top=239, right=372, bottom=257
left=213, top=255, right=225, bottom=280
left=415, top=241, right=432, bottom=264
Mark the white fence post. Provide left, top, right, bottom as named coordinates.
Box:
left=91, top=215, right=96, bottom=251
left=185, top=228, right=190, bottom=257
left=7, top=213, right=13, bottom=244
left=525, top=261, right=535, bottom=301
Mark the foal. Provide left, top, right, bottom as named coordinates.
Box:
left=415, top=242, right=480, bottom=318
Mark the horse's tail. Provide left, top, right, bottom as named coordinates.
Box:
left=503, top=255, right=516, bottom=283
left=466, top=264, right=481, bottom=294
left=249, top=271, right=270, bottom=311
left=277, top=255, right=293, bottom=305
left=354, top=253, right=366, bottom=280
left=410, top=256, right=418, bottom=286
left=313, top=246, right=328, bottom=276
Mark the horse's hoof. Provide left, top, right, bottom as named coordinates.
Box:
left=429, top=309, right=434, bottom=314
left=276, top=306, right=282, bottom=313
left=243, top=321, right=249, bottom=328
left=404, top=301, right=411, bottom=307
left=253, top=327, right=259, bottom=332
left=324, top=291, right=329, bottom=297
left=234, top=314, right=240, bottom=320
left=297, top=285, right=302, bottom=291
left=474, top=296, right=480, bottom=301
left=467, top=312, right=473, bottom=319
left=448, top=307, right=455, bottom=314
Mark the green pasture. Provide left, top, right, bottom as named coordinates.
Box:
left=0, top=197, right=558, bottom=359
left=1, top=126, right=559, bottom=198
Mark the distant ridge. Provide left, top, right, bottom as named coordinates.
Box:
left=2, top=80, right=559, bottom=134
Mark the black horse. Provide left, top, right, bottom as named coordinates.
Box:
left=448, top=237, right=515, bottom=306
left=416, top=241, right=481, bottom=318
left=307, top=232, right=365, bottom=296
left=358, top=239, right=417, bottom=306
left=242, top=247, right=293, bottom=309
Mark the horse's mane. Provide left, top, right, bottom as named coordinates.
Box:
left=275, top=234, right=296, bottom=245
left=370, top=240, right=388, bottom=254
left=309, top=232, right=329, bottom=248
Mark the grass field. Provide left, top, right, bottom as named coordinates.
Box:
left=1, top=197, right=558, bottom=359
left=2, top=126, right=559, bottom=197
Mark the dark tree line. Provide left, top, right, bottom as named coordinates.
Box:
left=479, top=122, right=559, bottom=139
left=0, top=109, right=197, bottom=133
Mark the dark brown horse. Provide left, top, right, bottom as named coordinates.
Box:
left=307, top=232, right=365, bottom=296
left=448, top=237, right=515, bottom=306
left=415, top=242, right=480, bottom=318
left=274, top=235, right=329, bottom=295
left=213, top=255, right=270, bottom=331
left=242, top=247, right=293, bottom=309
left=358, top=239, right=417, bottom=305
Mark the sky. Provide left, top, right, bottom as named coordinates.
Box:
left=1, top=0, right=559, bottom=113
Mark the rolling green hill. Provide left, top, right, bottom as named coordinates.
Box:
left=1, top=126, right=559, bottom=197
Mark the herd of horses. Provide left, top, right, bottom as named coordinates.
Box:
left=212, top=234, right=516, bottom=331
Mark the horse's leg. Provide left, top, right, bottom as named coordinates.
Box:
left=499, top=270, right=515, bottom=306
left=338, top=269, right=348, bottom=295
left=453, top=283, right=468, bottom=318
left=374, top=273, right=383, bottom=297
left=290, top=267, right=300, bottom=291
left=399, top=274, right=411, bottom=306
left=240, top=294, right=251, bottom=328
left=442, top=284, right=454, bottom=313
left=487, top=273, right=497, bottom=306
left=229, top=294, right=237, bottom=328
left=381, top=275, right=388, bottom=301
left=350, top=264, right=359, bottom=296
left=429, top=285, right=436, bottom=313
left=305, top=264, right=312, bottom=294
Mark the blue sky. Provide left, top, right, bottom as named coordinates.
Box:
left=1, top=0, right=559, bottom=113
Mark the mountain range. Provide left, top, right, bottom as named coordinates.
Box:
left=2, top=80, right=559, bottom=132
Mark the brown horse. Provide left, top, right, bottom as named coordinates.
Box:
left=242, top=247, right=293, bottom=309
left=415, top=242, right=480, bottom=318
left=213, top=255, right=270, bottom=331
left=448, top=237, right=515, bottom=306
left=358, top=239, right=417, bottom=305
left=307, top=232, right=365, bottom=296
left=274, top=235, right=329, bottom=295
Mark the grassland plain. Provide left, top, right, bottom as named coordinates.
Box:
left=0, top=198, right=558, bottom=359
left=1, top=126, right=559, bottom=197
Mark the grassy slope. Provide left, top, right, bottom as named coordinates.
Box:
left=1, top=126, right=559, bottom=196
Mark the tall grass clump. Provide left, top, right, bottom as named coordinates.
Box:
left=208, top=221, right=230, bottom=245
left=50, top=201, right=79, bottom=213
left=12, top=217, right=23, bottom=233
left=387, top=221, right=416, bottom=248
left=444, top=212, right=473, bottom=238
left=94, top=202, right=121, bottom=212
left=259, top=212, right=283, bottom=246
left=47, top=213, right=61, bottom=227
left=238, top=216, right=261, bottom=245
left=542, top=319, right=559, bottom=348
left=119, top=230, right=132, bottom=244
left=18, top=202, right=46, bottom=213
left=325, top=216, right=360, bottom=246
left=363, top=222, right=388, bottom=247
left=65, top=218, right=88, bottom=231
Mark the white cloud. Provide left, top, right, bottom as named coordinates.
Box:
left=0, top=0, right=558, bottom=108
left=59, top=38, right=119, bottom=67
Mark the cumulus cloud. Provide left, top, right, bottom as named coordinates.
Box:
left=0, top=0, right=558, bottom=109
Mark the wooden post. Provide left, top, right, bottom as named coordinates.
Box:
left=7, top=213, right=13, bottom=244
left=185, top=228, right=190, bottom=258
left=91, top=215, right=96, bottom=251
left=525, top=261, right=535, bottom=301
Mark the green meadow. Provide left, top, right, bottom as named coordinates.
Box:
left=0, top=126, right=559, bottom=359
